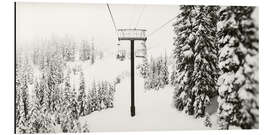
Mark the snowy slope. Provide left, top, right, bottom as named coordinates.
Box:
left=67, top=56, right=130, bottom=94
left=79, top=58, right=219, bottom=132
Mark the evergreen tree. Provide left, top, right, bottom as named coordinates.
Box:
left=163, top=52, right=169, bottom=85
left=170, top=62, right=177, bottom=86
left=47, top=50, right=64, bottom=112
left=15, top=52, right=23, bottom=130
left=32, top=47, right=40, bottom=65
left=60, top=70, right=72, bottom=131
left=143, top=56, right=169, bottom=90
left=91, top=44, right=96, bottom=64
left=61, top=82, right=81, bottom=133
left=28, top=79, right=54, bottom=133
left=85, top=88, right=92, bottom=115
left=172, top=5, right=197, bottom=114
left=144, top=57, right=155, bottom=90
left=80, top=40, right=91, bottom=61
left=106, top=82, right=115, bottom=108
left=16, top=75, right=31, bottom=133
left=62, top=39, right=76, bottom=62
left=137, top=57, right=149, bottom=79
left=204, top=113, right=212, bottom=128
left=191, top=6, right=219, bottom=118
left=77, top=72, right=87, bottom=116
left=172, top=5, right=219, bottom=117
left=90, top=80, right=99, bottom=112
left=217, top=6, right=258, bottom=129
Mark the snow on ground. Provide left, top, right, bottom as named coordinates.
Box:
left=68, top=56, right=130, bottom=93
left=79, top=57, right=219, bottom=132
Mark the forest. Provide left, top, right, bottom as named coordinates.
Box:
left=15, top=5, right=258, bottom=133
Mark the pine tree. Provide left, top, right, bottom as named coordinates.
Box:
left=23, top=55, right=34, bottom=85
left=60, top=86, right=81, bottom=133
left=80, top=40, right=91, bottom=61
left=172, top=5, right=220, bottom=117
left=172, top=5, right=197, bottom=114
left=204, top=113, right=212, bottom=128
left=163, top=52, right=169, bottom=85
left=107, top=82, right=115, bottom=108
left=16, top=75, right=31, bottom=133
left=32, top=47, right=40, bottom=65
left=137, top=57, right=149, bottom=79
left=85, top=88, right=92, bottom=115
left=62, top=39, right=76, bottom=62
left=91, top=43, right=95, bottom=64
left=28, top=79, right=54, bottom=133
left=39, top=73, right=50, bottom=111
left=170, top=62, right=177, bottom=86
left=78, top=72, right=87, bottom=116
left=191, top=6, right=219, bottom=118
left=217, top=6, right=258, bottom=129
left=60, top=70, right=73, bottom=132
left=47, top=50, right=64, bottom=112
left=144, top=57, right=155, bottom=90
left=15, top=52, right=23, bottom=130
left=90, top=80, right=99, bottom=112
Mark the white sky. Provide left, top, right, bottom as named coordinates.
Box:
left=16, top=2, right=178, bottom=56
left=16, top=3, right=258, bottom=57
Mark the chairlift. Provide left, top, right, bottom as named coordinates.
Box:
left=116, top=41, right=127, bottom=61
left=135, top=41, right=147, bottom=58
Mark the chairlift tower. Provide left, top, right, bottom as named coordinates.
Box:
left=117, top=29, right=147, bottom=117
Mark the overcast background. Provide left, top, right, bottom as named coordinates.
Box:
left=16, top=2, right=178, bottom=57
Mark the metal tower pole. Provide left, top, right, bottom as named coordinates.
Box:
left=117, top=29, right=146, bottom=117
left=130, top=40, right=135, bottom=117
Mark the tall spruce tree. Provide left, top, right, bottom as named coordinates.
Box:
left=191, top=6, right=219, bottom=118
left=217, top=6, right=258, bottom=129
left=80, top=40, right=91, bottom=61
left=172, top=5, right=197, bottom=114
left=47, top=49, right=64, bottom=112
left=15, top=52, right=23, bottom=130
left=28, top=79, right=54, bottom=133
left=172, top=5, right=219, bottom=117
left=78, top=71, right=87, bottom=116
left=16, top=75, right=31, bottom=133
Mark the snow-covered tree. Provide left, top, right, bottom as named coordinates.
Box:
left=80, top=40, right=91, bottom=61
left=170, top=61, right=178, bottom=86
left=191, top=6, right=219, bottom=118
left=77, top=72, right=87, bottom=116
left=85, top=88, right=93, bottom=115
left=32, top=47, right=40, bottom=65
left=106, top=82, right=115, bottom=108
left=144, top=57, right=157, bottom=90
left=89, top=80, right=99, bottom=112
left=46, top=49, right=65, bottom=112
left=28, top=79, right=54, bottom=133
left=16, top=75, right=31, bottom=133
left=62, top=40, right=76, bottom=62
left=217, top=6, right=258, bottom=129
left=15, top=52, right=23, bottom=130
left=172, top=5, right=197, bottom=114
left=172, top=5, right=219, bottom=117
left=160, top=53, right=169, bottom=86
left=137, top=57, right=149, bottom=79
left=61, top=82, right=81, bottom=133
left=91, top=44, right=96, bottom=64
left=204, top=113, right=212, bottom=128
left=143, top=56, right=169, bottom=90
